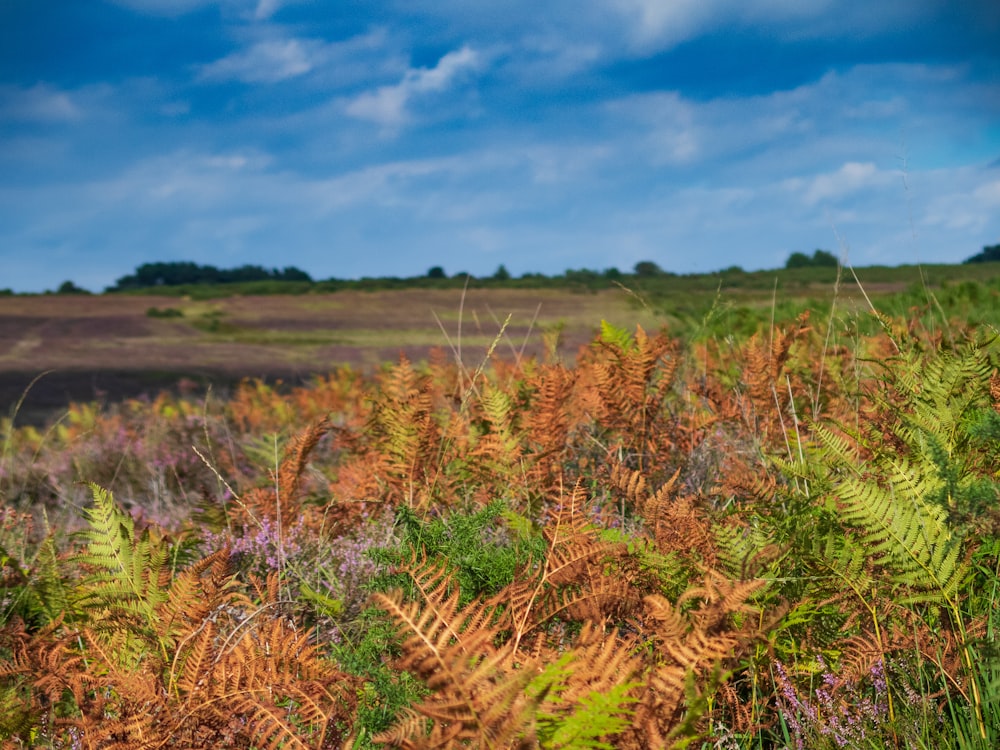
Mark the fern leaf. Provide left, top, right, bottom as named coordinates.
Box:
left=539, top=683, right=638, bottom=749
left=599, top=320, right=635, bottom=352
left=74, top=486, right=170, bottom=656
left=835, top=475, right=968, bottom=604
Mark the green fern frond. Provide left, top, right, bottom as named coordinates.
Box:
left=537, top=682, right=638, bottom=749
left=33, top=535, right=69, bottom=623
left=76, top=483, right=135, bottom=578
left=813, top=532, right=875, bottom=605
left=74, top=485, right=171, bottom=657
left=808, top=423, right=861, bottom=473
left=834, top=474, right=967, bottom=605
left=599, top=320, right=635, bottom=353
left=0, top=683, right=33, bottom=739
left=713, top=523, right=776, bottom=580
left=479, top=381, right=521, bottom=463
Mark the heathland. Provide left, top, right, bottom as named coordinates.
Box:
left=2, top=261, right=1000, bottom=747
left=4, top=259, right=1000, bottom=422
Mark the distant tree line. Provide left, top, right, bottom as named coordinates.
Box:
left=964, top=244, right=1000, bottom=264
left=109, top=262, right=312, bottom=291
left=40, top=245, right=1000, bottom=297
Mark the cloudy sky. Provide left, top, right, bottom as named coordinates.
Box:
left=1, top=1, right=999, bottom=292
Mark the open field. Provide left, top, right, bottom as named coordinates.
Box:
left=0, top=287, right=667, bottom=423
left=6, top=264, right=1000, bottom=424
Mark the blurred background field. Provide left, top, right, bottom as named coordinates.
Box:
left=4, top=261, right=1000, bottom=425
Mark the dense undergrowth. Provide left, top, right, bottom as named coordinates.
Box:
left=1, top=290, right=999, bottom=748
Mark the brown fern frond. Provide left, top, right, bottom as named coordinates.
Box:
left=523, top=363, right=577, bottom=459
left=373, top=560, right=537, bottom=749
left=739, top=311, right=811, bottom=438
left=173, top=619, right=217, bottom=698
left=368, top=356, right=447, bottom=508
left=209, top=612, right=359, bottom=750
left=713, top=454, right=777, bottom=506
left=609, top=462, right=649, bottom=505
left=635, top=470, right=721, bottom=567
left=577, top=324, right=680, bottom=472
left=554, top=621, right=643, bottom=704
left=0, top=616, right=97, bottom=721
left=677, top=570, right=766, bottom=630
left=278, top=416, right=332, bottom=507
left=535, top=574, right=638, bottom=630
left=234, top=417, right=331, bottom=531
left=623, top=570, right=774, bottom=746
left=158, top=547, right=240, bottom=648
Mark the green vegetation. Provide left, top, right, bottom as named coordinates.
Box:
left=7, top=245, right=1000, bottom=747
left=2, top=281, right=1000, bottom=746
left=145, top=306, right=184, bottom=318
left=55, top=280, right=91, bottom=295
left=17, top=243, right=1000, bottom=302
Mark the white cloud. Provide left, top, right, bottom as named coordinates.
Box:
left=0, top=84, right=82, bottom=122
left=344, top=46, right=481, bottom=129
left=608, top=0, right=724, bottom=49
left=973, top=180, right=1000, bottom=207
left=511, top=37, right=604, bottom=80
left=199, top=38, right=318, bottom=83
left=791, top=162, right=895, bottom=205
left=604, top=92, right=701, bottom=164
left=253, top=0, right=283, bottom=20
left=197, top=30, right=403, bottom=88
left=605, top=0, right=938, bottom=51
left=922, top=176, right=1000, bottom=232
left=600, top=62, right=992, bottom=182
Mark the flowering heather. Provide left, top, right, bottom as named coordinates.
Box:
left=323, top=505, right=398, bottom=619
left=774, top=657, right=891, bottom=750
left=201, top=503, right=397, bottom=623
left=203, top=514, right=305, bottom=575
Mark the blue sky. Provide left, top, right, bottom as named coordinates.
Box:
left=1, top=1, right=999, bottom=292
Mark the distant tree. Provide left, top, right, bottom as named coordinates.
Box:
left=492, top=264, right=511, bottom=281
left=633, top=260, right=663, bottom=276
left=603, top=267, right=622, bottom=280
left=720, top=265, right=744, bottom=274
left=426, top=266, right=447, bottom=279
left=784, top=252, right=812, bottom=269
left=964, top=243, right=1000, bottom=264
left=785, top=249, right=838, bottom=269
left=275, top=266, right=312, bottom=282
left=811, top=249, right=838, bottom=267
left=57, top=280, right=90, bottom=294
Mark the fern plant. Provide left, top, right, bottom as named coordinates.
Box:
left=770, top=334, right=1000, bottom=744
left=0, top=486, right=360, bottom=749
